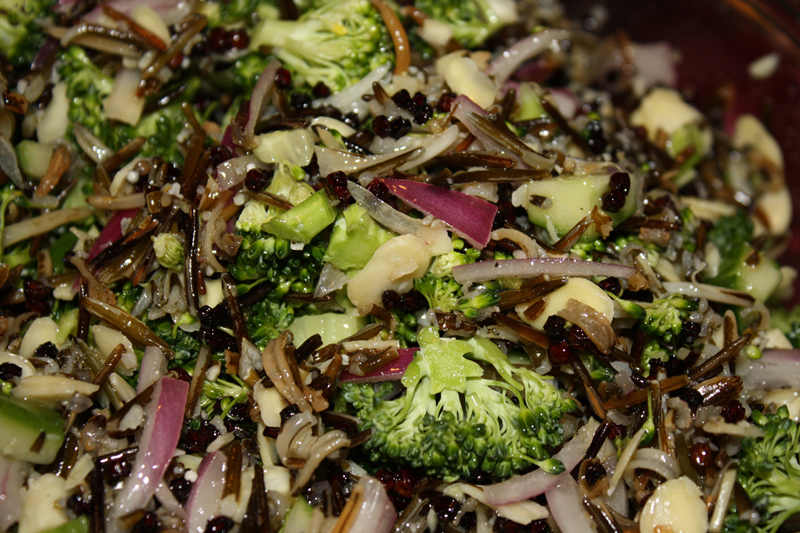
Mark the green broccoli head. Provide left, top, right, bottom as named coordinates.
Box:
left=413, top=274, right=499, bottom=319
left=336, top=328, right=575, bottom=481
left=413, top=0, right=511, bottom=48
left=0, top=0, right=56, bottom=69
left=246, top=297, right=295, bottom=349
left=734, top=406, right=800, bottom=533
left=58, top=46, right=114, bottom=141
left=642, top=294, right=698, bottom=347
left=249, top=0, right=394, bottom=92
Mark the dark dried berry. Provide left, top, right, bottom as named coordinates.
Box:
left=209, top=145, right=234, bottom=167
left=690, top=441, right=713, bottom=470
left=437, top=92, right=456, bottom=112
left=169, top=476, right=193, bottom=504
left=181, top=419, right=220, bottom=453
left=274, top=68, right=292, bottom=89
left=382, top=290, right=402, bottom=310
left=207, top=27, right=228, bottom=53
left=492, top=199, right=515, bottom=230
left=601, top=189, right=626, bottom=213
left=205, top=516, right=234, bottom=533
left=24, top=279, right=48, bottom=301
left=372, top=115, right=391, bottom=138
left=543, top=315, right=567, bottom=342
left=409, top=92, right=427, bottom=112
left=393, top=468, right=417, bottom=497
left=721, top=400, right=746, bottom=424
left=388, top=117, right=412, bottom=139
left=325, top=171, right=352, bottom=205
left=622, top=289, right=653, bottom=302
left=606, top=423, right=625, bottom=440
left=200, top=326, right=237, bottom=352
left=568, top=326, right=591, bottom=349
left=280, top=404, right=301, bottom=424
left=167, top=53, right=184, bottom=70
left=244, top=168, right=271, bottom=192
left=99, top=452, right=132, bottom=482
left=131, top=512, right=159, bottom=533
left=26, top=299, right=51, bottom=316
left=609, top=172, right=631, bottom=195
left=433, top=494, right=462, bottom=523
left=664, top=357, right=687, bottom=377
left=290, top=92, right=312, bottom=109
left=366, top=179, right=392, bottom=204
left=0, top=362, right=21, bottom=381
left=391, top=89, right=411, bottom=108
left=400, top=290, right=426, bottom=312
left=548, top=340, right=573, bottom=365
left=413, top=104, right=433, bottom=125
left=342, top=113, right=360, bottom=129
left=375, top=469, right=396, bottom=492
left=674, top=387, right=703, bottom=410
left=66, top=493, right=92, bottom=515
left=678, top=321, right=701, bottom=346
left=227, top=29, right=249, bottom=50
left=584, top=461, right=607, bottom=488
left=598, top=277, right=621, bottom=295
left=652, top=194, right=676, bottom=213
left=312, top=81, right=331, bottom=99
left=198, top=304, right=230, bottom=327
left=584, top=120, right=606, bottom=154
left=34, top=342, right=58, bottom=359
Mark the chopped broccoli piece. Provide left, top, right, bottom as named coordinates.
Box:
left=642, top=294, right=698, bottom=347
left=336, top=328, right=576, bottom=481
left=58, top=46, right=114, bottom=142
left=0, top=0, right=57, bottom=69
left=146, top=317, right=202, bottom=364
left=249, top=0, right=394, bottom=92
left=413, top=0, right=511, bottom=48
left=153, top=233, right=185, bottom=271
left=200, top=375, right=249, bottom=418
left=262, top=190, right=337, bottom=244
left=770, top=306, right=800, bottom=349
left=246, top=297, right=295, bottom=349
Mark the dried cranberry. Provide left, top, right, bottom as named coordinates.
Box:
left=204, top=516, right=234, bottom=533
left=598, top=277, right=621, bottom=295
left=409, top=92, right=427, bottom=112
left=391, top=89, right=411, bottom=108
left=609, top=172, right=631, bottom=195
left=34, top=342, right=58, bottom=359
left=601, top=189, right=626, bottom=213
left=678, top=321, right=701, bottom=346
left=393, top=469, right=417, bottom=497
left=375, top=469, right=395, bottom=492
left=690, top=441, right=713, bottom=470
left=492, top=199, right=515, bottom=230
left=548, top=340, right=573, bottom=365
left=382, top=290, right=402, bottom=310
left=543, top=315, right=567, bottom=342
left=663, top=357, right=687, bottom=377
left=26, top=299, right=50, bottom=315
left=0, top=362, right=21, bottom=381
left=244, top=168, right=271, bottom=192
left=99, top=451, right=133, bottom=482
left=167, top=53, right=184, bottom=70
left=413, top=104, right=433, bottom=125
left=181, top=419, right=220, bottom=453
left=290, top=92, right=312, bottom=109
left=674, top=387, right=703, bottom=410
left=583, top=461, right=607, bottom=488
left=227, top=29, right=249, bottom=50
left=312, top=81, right=331, bottom=99
left=209, top=28, right=229, bottom=52
left=606, top=423, right=625, bottom=440
left=584, top=120, right=606, bottom=154
left=169, top=476, right=193, bottom=504
left=200, top=326, right=237, bottom=352
left=372, top=115, right=391, bottom=138
left=437, top=92, right=456, bottom=112
left=280, top=404, right=301, bottom=424
left=131, top=512, right=160, bottom=533
left=721, top=400, right=746, bottom=423
left=325, top=171, right=352, bottom=205
left=365, top=179, right=392, bottom=204
left=274, top=67, right=292, bottom=90
left=388, top=117, right=412, bottom=139
left=66, top=493, right=92, bottom=515
left=568, top=325, right=592, bottom=349
left=209, top=145, right=234, bottom=167
left=433, top=494, right=462, bottom=523
left=401, top=290, right=426, bottom=312
left=652, top=195, right=676, bottom=213
left=23, top=279, right=48, bottom=301
left=342, top=113, right=360, bottom=129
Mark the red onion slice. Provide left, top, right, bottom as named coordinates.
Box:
left=136, top=346, right=167, bottom=394
left=381, top=179, right=497, bottom=249
left=185, top=451, right=227, bottom=533
left=88, top=208, right=141, bottom=261
left=739, top=349, right=800, bottom=391
left=113, top=377, right=188, bottom=519
left=453, top=258, right=638, bottom=285
left=486, top=29, right=570, bottom=85
left=340, top=348, right=417, bottom=384
left=0, top=454, right=25, bottom=532
left=545, top=475, right=595, bottom=533
left=481, top=419, right=599, bottom=506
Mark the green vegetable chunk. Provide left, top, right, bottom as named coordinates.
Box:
left=324, top=204, right=395, bottom=271
left=40, top=517, right=90, bottom=533
left=0, top=394, right=65, bottom=464
left=263, top=190, right=337, bottom=244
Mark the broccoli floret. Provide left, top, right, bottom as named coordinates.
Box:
left=249, top=0, right=394, bottom=92
left=246, top=297, right=295, bottom=349
left=729, top=406, right=800, bottom=533
left=413, top=0, right=513, bottom=48
left=337, top=327, right=576, bottom=481
left=642, top=294, right=698, bottom=347
left=231, top=53, right=275, bottom=93
left=153, top=233, right=185, bottom=271
left=199, top=375, right=249, bottom=418
left=58, top=46, right=114, bottom=142
left=639, top=338, right=669, bottom=374
left=146, top=317, right=202, bottom=364
left=414, top=274, right=500, bottom=319
left=571, top=238, right=607, bottom=261
left=0, top=0, right=56, bottom=69
left=116, top=282, right=143, bottom=314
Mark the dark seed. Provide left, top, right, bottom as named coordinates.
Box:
left=0, top=362, right=21, bottom=381
left=312, top=82, right=331, bottom=99
left=274, top=68, right=292, bottom=90
left=721, top=400, right=746, bottom=424
left=244, top=168, right=271, bottom=192
left=543, top=316, right=567, bottom=343
left=598, top=277, right=621, bottom=295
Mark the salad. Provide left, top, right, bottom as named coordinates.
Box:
left=0, top=0, right=798, bottom=532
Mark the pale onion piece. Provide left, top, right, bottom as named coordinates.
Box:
left=64, top=453, right=94, bottom=491
left=679, top=196, right=737, bottom=221
left=11, top=376, right=99, bottom=406
left=137, top=346, right=167, bottom=394
left=640, top=477, right=708, bottom=533
left=332, top=477, right=396, bottom=533
left=265, top=466, right=292, bottom=498
left=155, top=480, right=187, bottom=519
left=92, top=325, right=137, bottom=374
left=109, top=373, right=137, bottom=404
left=548, top=89, right=578, bottom=119
left=398, top=125, right=461, bottom=171
left=130, top=5, right=170, bottom=46
left=199, top=278, right=224, bottom=309
left=316, top=145, right=418, bottom=178
left=19, top=317, right=60, bottom=359
left=314, top=63, right=392, bottom=119
left=253, top=129, right=314, bottom=167
left=104, top=69, right=145, bottom=126
left=185, top=451, right=226, bottom=533
left=207, top=433, right=235, bottom=453
left=544, top=475, right=595, bottom=533
left=748, top=52, right=780, bottom=80
left=254, top=380, right=288, bottom=428
left=0, top=454, right=28, bottom=532
left=630, top=87, right=706, bottom=140
left=444, top=484, right=548, bottom=525
left=0, top=352, right=35, bottom=378
left=310, top=116, right=356, bottom=138
left=215, top=155, right=267, bottom=191
left=515, top=278, right=614, bottom=330
left=734, top=113, right=784, bottom=169
left=417, top=18, right=453, bottom=48
left=347, top=234, right=432, bottom=308
left=760, top=389, right=800, bottom=421
left=37, top=82, right=69, bottom=144
left=460, top=182, right=499, bottom=203
left=702, top=416, right=765, bottom=438
left=755, top=188, right=792, bottom=235
left=486, top=28, right=569, bottom=85
left=436, top=52, right=496, bottom=109
left=661, top=281, right=755, bottom=307
left=710, top=469, right=738, bottom=533
left=17, top=474, right=69, bottom=533
left=314, top=263, right=350, bottom=299
left=624, top=448, right=680, bottom=481
left=119, top=404, right=145, bottom=432
left=4, top=207, right=91, bottom=247
left=607, top=426, right=646, bottom=496
left=481, top=419, right=600, bottom=506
